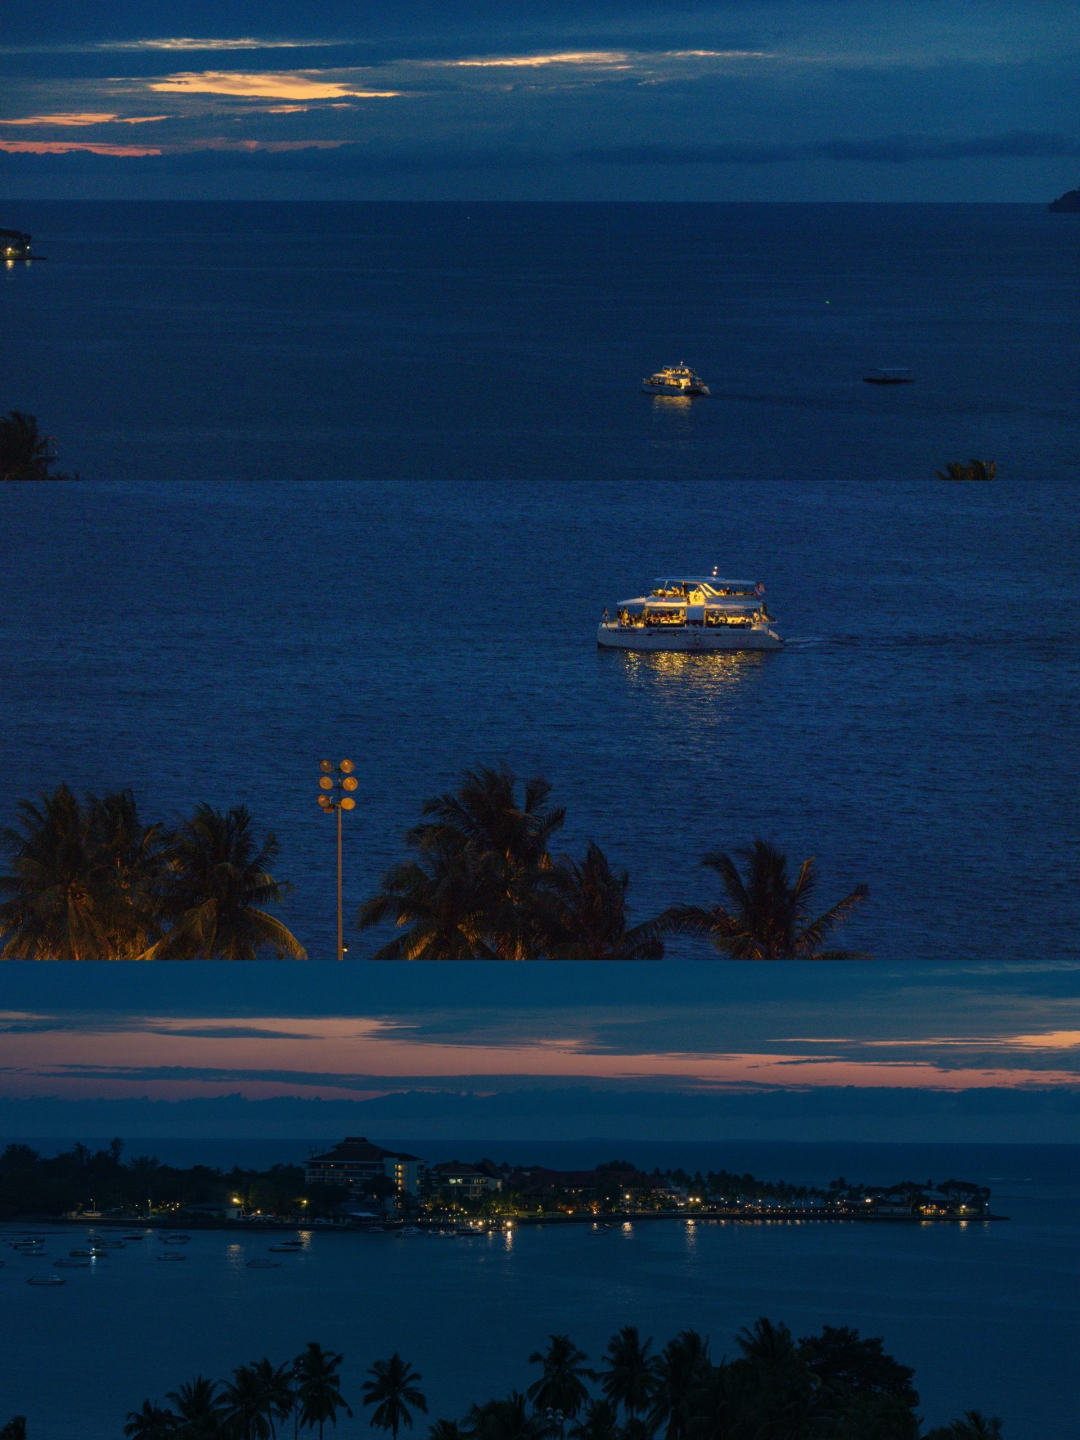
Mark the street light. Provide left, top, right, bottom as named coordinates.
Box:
left=317, top=759, right=358, bottom=960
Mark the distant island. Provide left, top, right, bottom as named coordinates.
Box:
left=1048, top=187, right=1080, bottom=212
left=0, top=1136, right=1000, bottom=1224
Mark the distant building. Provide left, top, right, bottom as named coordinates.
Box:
left=430, top=1161, right=503, bottom=1200
left=304, top=1137, right=426, bottom=1197
left=1, top=229, right=32, bottom=262
left=182, top=1200, right=244, bottom=1221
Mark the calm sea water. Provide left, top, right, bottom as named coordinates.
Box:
left=2, top=1139, right=1079, bottom=1440
left=2, top=202, right=1078, bottom=959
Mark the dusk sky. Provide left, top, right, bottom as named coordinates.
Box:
left=2, top=0, right=1077, bottom=200
left=5, top=962, right=1080, bottom=1142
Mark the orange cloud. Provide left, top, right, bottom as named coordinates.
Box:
left=148, top=70, right=399, bottom=99
left=0, top=112, right=168, bottom=127
left=0, top=140, right=163, bottom=155
left=447, top=51, right=630, bottom=68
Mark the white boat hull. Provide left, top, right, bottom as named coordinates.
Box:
left=643, top=383, right=709, bottom=396
left=597, top=623, right=782, bottom=652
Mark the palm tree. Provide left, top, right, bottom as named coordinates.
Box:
left=294, top=1343, right=353, bottom=1440
left=358, top=766, right=565, bottom=959
left=165, top=1378, right=225, bottom=1440
left=567, top=1400, right=620, bottom=1440
left=660, top=840, right=869, bottom=958
left=252, top=1360, right=296, bottom=1440
left=464, top=1395, right=550, bottom=1440
left=362, top=1354, right=428, bottom=1440
left=734, top=1318, right=799, bottom=1372
left=124, top=1401, right=178, bottom=1440
left=599, top=1328, right=659, bottom=1419
left=527, top=1336, right=597, bottom=1419
left=221, top=1365, right=280, bottom=1440
left=146, top=804, right=306, bottom=959
left=428, top=1423, right=466, bottom=1440
left=0, top=411, right=60, bottom=481
left=542, top=845, right=664, bottom=959
left=0, top=1420, right=28, bottom=1440
left=357, top=838, right=500, bottom=958
left=647, top=1333, right=710, bottom=1440
left=0, top=785, right=158, bottom=958
left=926, top=1414, right=1003, bottom=1440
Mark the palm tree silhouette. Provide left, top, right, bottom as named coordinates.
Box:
left=660, top=840, right=869, bottom=958
left=221, top=1364, right=280, bottom=1440
left=294, top=1343, right=353, bottom=1440
left=0, top=411, right=60, bottom=481
left=359, top=766, right=564, bottom=959
left=362, top=1354, right=428, bottom=1439
left=0, top=785, right=164, bottom=959
left=426, top=1423, right=465, bottom=1440
left=526, top=1336, right=597, bottom=1419
left=165, top=1378, right=225, bottom=1439
left=566, top=1400, right=619, bottom=1440
left=146, top=804, right=305, bottom=959
left=544, top=845, right=664, bottom=958
left=647, top=1332, right=710, bottom=1440
left=124, top=1402, right=177, bottom=1440
left=927, top=1414, right=1003, bottom=1440
left=599, top=1328, right=659, bottom=1419
left=464, top=1395, right=549, bottom=1440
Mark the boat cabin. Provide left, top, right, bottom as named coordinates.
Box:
left=615, top=575, right=768, bottom=630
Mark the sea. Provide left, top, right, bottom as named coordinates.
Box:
left=2, top=201, right=1079, bottom=959
left=1, top=1139, right=1078, bottom=1440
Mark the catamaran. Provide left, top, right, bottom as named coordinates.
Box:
left=642, top=364, right=710, bottom=396
left=597, top=574, right=782, bottom=652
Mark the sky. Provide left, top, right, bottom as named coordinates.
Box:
left=1, top=0, right=1077, bottom=200
left=5, top=962, right=1080, bottom=1144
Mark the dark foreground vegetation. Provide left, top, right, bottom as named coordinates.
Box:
left=1, top=768, right=868, bottom=959
left=3, top=1324, right=1002, bottom=1440
left=0, top=786, right=305, bottom=959
left=0, top=411, right=73, bottom=481
left=358, top=766, right=868, bottom=958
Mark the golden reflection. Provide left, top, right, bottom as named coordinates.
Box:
left=619, top=648, right=767, bottom=686
left=651, top=394, right=693, bottom=409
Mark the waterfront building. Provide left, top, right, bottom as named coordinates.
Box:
left=304, top=1137, right=427, bottom=1197
left=430, top=1161, right=504, bottom=1200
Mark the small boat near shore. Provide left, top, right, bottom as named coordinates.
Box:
left=643, top=364, right=710, bottom=396
left=28, top=1275, right=65, bottom=1286
left=598, top=574, right=782, bottom=652
left=864, top=367, right=913, bottom=384
left=247, top=1259, right=281, bottom=1268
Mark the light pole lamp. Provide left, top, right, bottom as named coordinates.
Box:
left=317, top=759, right=358, bottom=960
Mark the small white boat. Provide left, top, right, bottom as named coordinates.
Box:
left=598, top=574, right=782, bottom=652
left=122, top=1234, right=145, bottom=1240
left=54, top=1259, right=90, bottom=1268
left=643, top=364, right=710, bottom=396
left=864, top=367, right=913, bottom=384
left=269, top=1244, right=302, bottom=1253
left=92, top=1239, right=125, bottom=1248
left=28, top=1275, right=65, bottom=1286
left=247, top=1259, right=281, bottom=1268
left=69, top=1249, right=93, bottom=1257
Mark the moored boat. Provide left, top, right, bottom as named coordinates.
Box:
left=863, top=367, right=913, bottom=384
left=598, top=574, right=782, bottom=652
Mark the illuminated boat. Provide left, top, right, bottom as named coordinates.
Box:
left=597, top=574, right=782, bottom=652
left=642, top=364, right=710, bottom=396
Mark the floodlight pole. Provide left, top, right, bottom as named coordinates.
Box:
left=336, top=802, right=343, bottom=962
left=318, top=759, right=357, bottom=961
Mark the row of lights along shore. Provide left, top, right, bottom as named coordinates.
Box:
left=318, top=759, right=357, bottom=960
